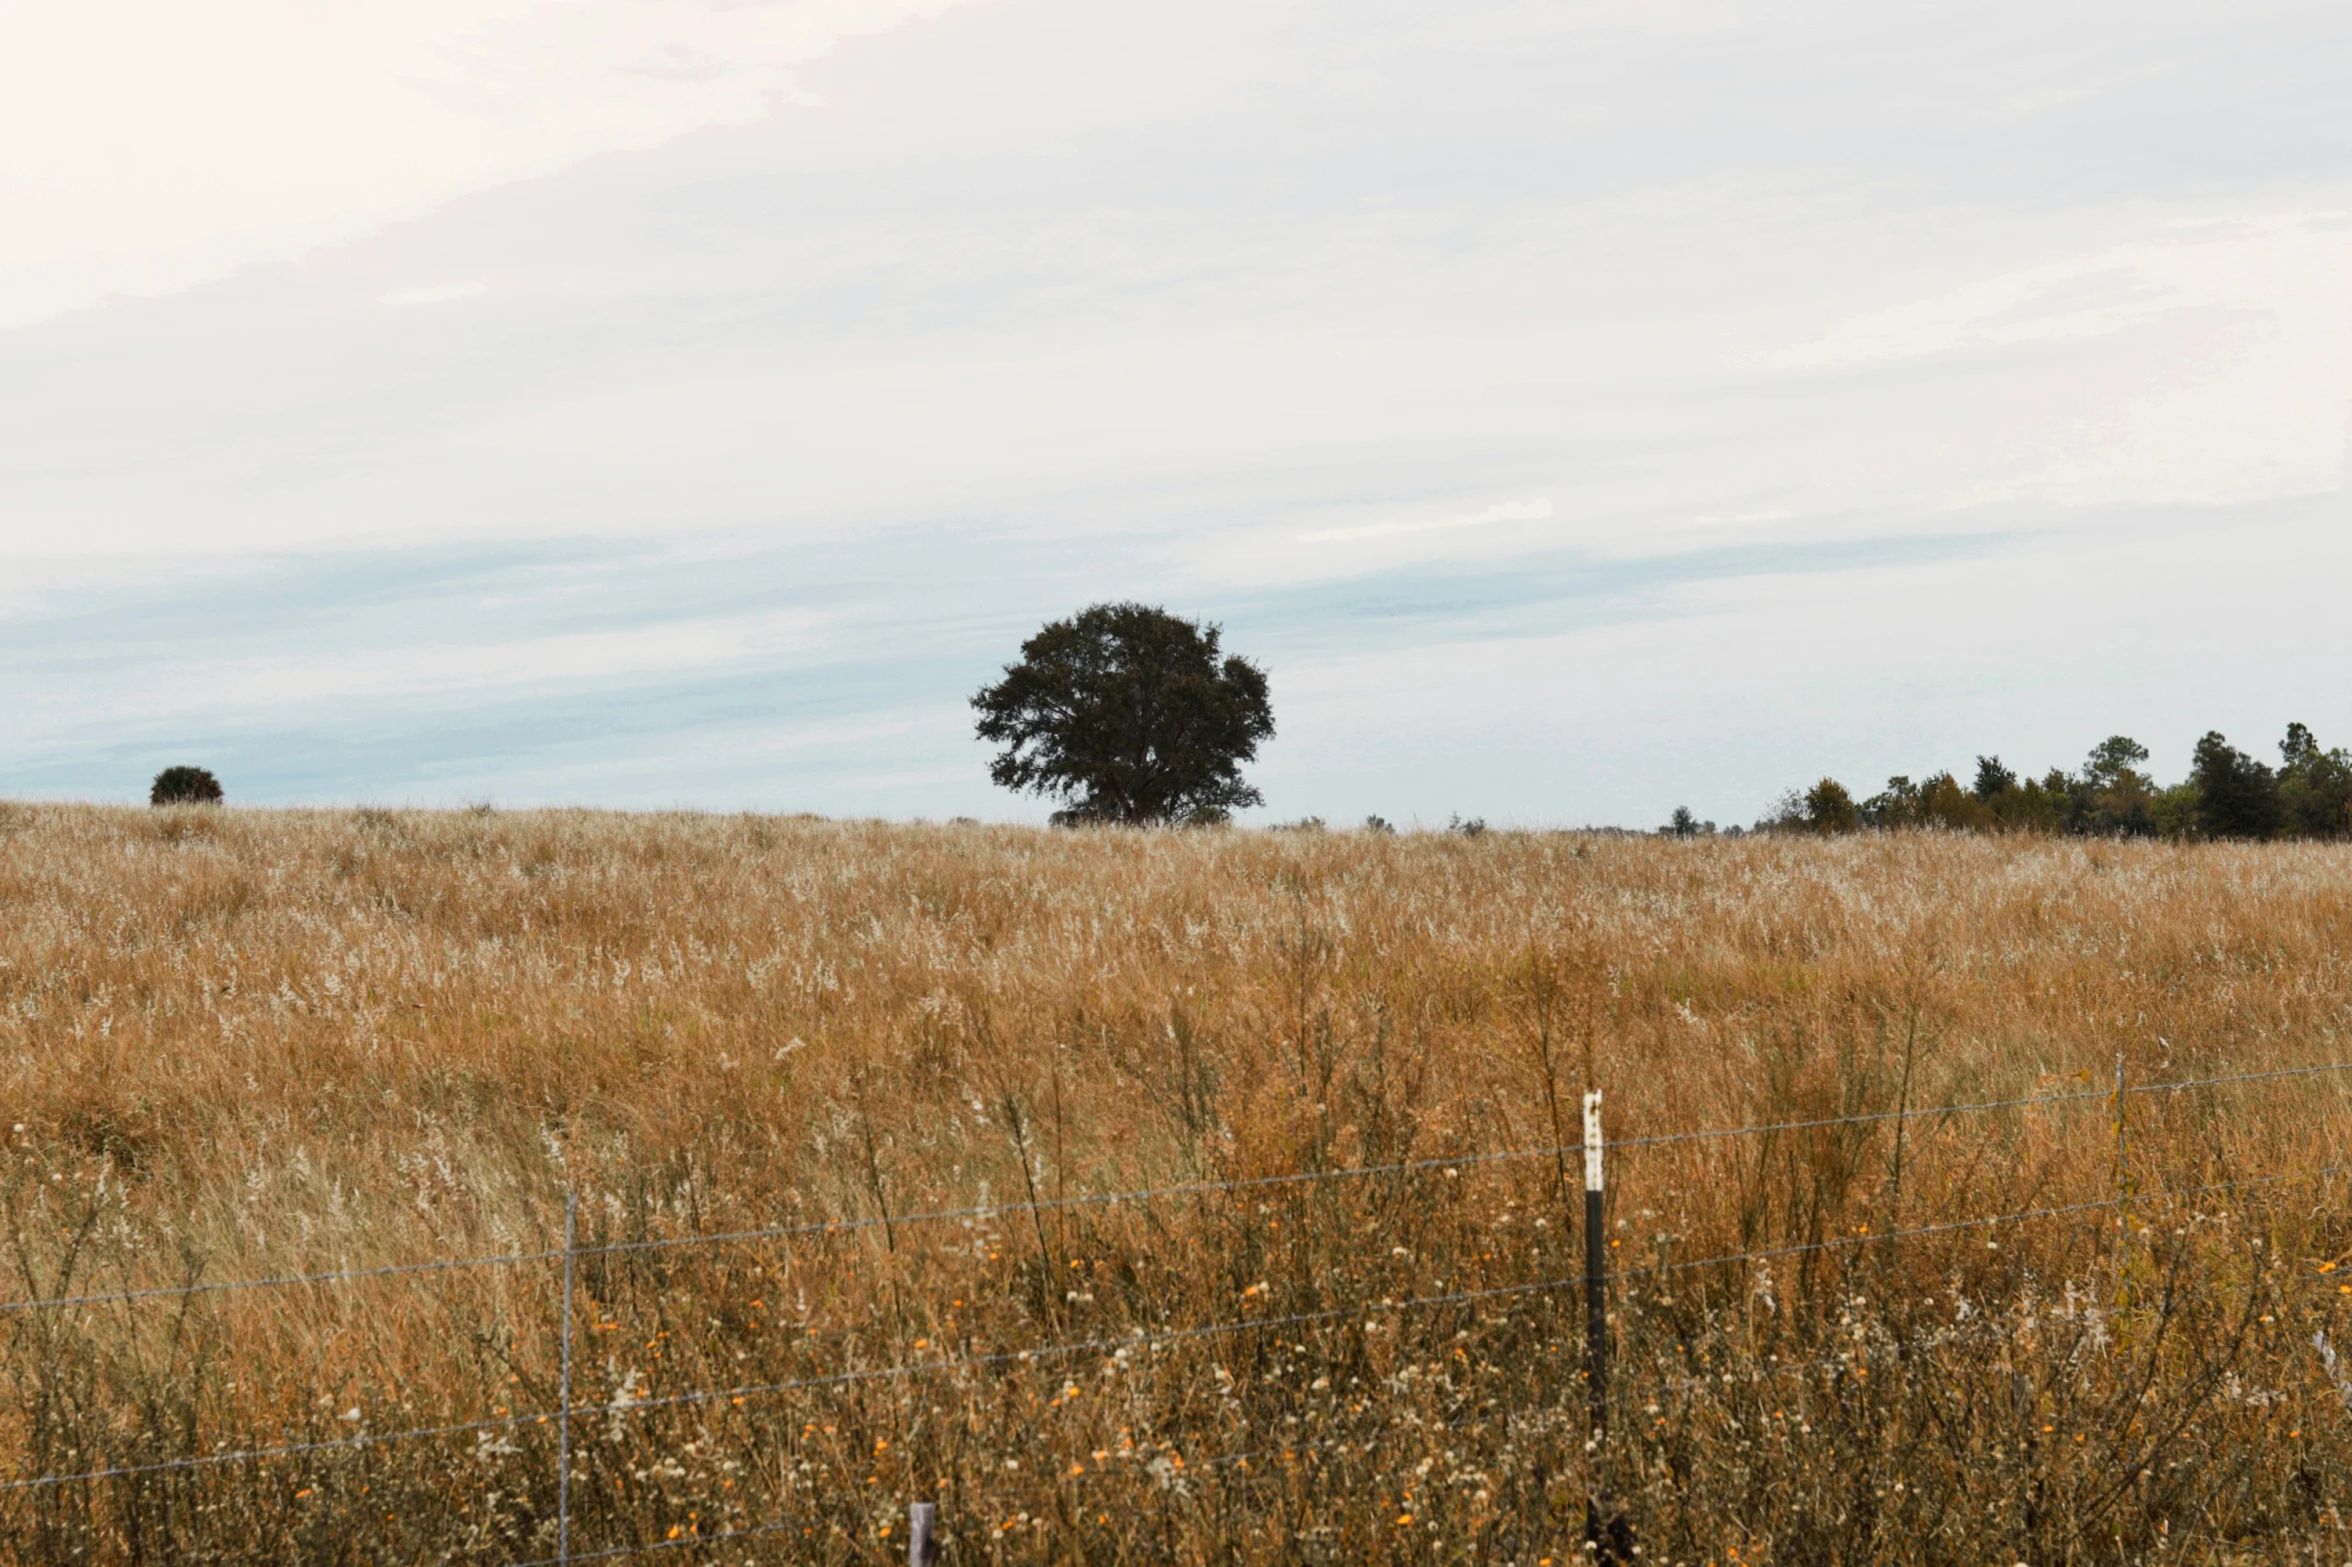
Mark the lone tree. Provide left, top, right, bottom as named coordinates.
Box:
left=150, top=766, right=224, bottom=806
left=972, top=602, right=1273, bottom=826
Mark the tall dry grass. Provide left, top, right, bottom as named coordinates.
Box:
left=1, top=802, right=2348, bottom=1563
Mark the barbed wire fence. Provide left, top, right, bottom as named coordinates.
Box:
left=3, top=1058, right=2347, bottom=1562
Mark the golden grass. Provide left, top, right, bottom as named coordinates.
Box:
left=2, top=803, right=2349, bottom=1563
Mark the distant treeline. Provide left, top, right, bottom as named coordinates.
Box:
left=1670, top=725, right=2352, bottom=841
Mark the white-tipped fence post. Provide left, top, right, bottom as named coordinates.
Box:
left=908, top=1501, right=940, bottom=1565
left=559, top=1191, right=576, bottom=1565
left=1583, top=1089, right=1607, bottom=1439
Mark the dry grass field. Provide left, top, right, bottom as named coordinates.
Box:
left=2, top=801, right=2350, bottom=1564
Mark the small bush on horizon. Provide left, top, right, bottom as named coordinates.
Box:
left=150, top=766, right=223, bottom=807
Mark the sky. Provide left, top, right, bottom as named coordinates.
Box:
left=3, top=0, right=2349, bottom=826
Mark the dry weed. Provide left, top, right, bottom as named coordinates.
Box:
left=0, top=807, right=2347, bottom=1563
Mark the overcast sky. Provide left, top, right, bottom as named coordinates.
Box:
left=4, top=0, right=2348, bottom=825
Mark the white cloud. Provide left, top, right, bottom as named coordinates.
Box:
left=0, top=0, right=981, bottom=327
left=1765, top=212, right=2352, bottom=373
left=1299, top=498, right=1551, bottom=544
left=380, top=281, right=490, bottom=306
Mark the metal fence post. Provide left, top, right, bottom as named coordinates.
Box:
left=908, top=1500, right=940, bottom=1565
left=1581, top=1088, right=1636, bottom=1561
left=559, top=1191, right=576, bottom=1566
left=1583, top=1089, right=1606, bottom=1439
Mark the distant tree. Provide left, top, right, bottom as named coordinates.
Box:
left=2279, top=722, right=2352, bottom=839
left=2152, top=782, right=2201, bottom=841
left=1666, top=805, right=1701, bottom=837
left=2040, top=767, right=2083, bottom=831
left=2189, top=731, right=2282, bottom=840
left=1861, top=776, right=1920, bottom=828
left=1363, top=815, right=1397, bottom=835
left=1971, top=755, right=2017, bottom=801
left=1863, top=772, right=1987, bottom=831
left=2074, top=735, right=2157, bottom=837
left=2084, top=735, right=2151, bottom=785
left=150, top=766, right=223, bottom=806
left=1926, top=772, right=1989, bottom=830
left=1988, top=773, right=2061, bottom=834
left=1801, top=778, right=1859, bottom=834
left=972, top=604, right=1273, bottom=826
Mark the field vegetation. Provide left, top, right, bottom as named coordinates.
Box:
left=2, top=803, right=2349, bottom=1563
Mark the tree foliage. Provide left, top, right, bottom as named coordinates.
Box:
left=2279, top=722, right=2352, bottom=839
left=2189, top=731, right=2282, bottom=841
left=1664, top=805, right=1716, bottom=837
left=972, top=603, right=1274, bottom=826
left=150, top=766, right=223, bottom=807
left=1799, top=778, right=1858, bottom=833
left=1773, top=724, right=2349, bottom=842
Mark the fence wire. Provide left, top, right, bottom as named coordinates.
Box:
left=6, top=1063, right=2349, bottom=1567
left=0, top=1410, right=549, bottom=1494
left=493, top=1160, right=2352, bottom=1567
left=15, top=1156, right=2338, bottom=1503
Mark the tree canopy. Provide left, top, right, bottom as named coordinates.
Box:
left=1759, top=724, right=2349, bottom=841
left=971, top=603, right=1274, bottom=826
left=2190, top=731, right=2283, bottom=841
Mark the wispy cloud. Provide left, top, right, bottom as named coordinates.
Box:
left=1299, top=498, right=1551, bottom=544
left=380, top=280, right=488, bottom=306
left=0, top=0, right=984, bottom=327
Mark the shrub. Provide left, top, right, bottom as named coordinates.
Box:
left=1801, top=777, right=1858, bottom=833
left=150, top=766, right=223, bottom=806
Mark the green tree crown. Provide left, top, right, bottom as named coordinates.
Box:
left=2278, top=722, right=2352, bottom=839
left=1801, top=778, right=1858, bottom=833
left=972, top=603, right=1274, bottom=826
left=2189, top=731, right=2282, bottom=841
